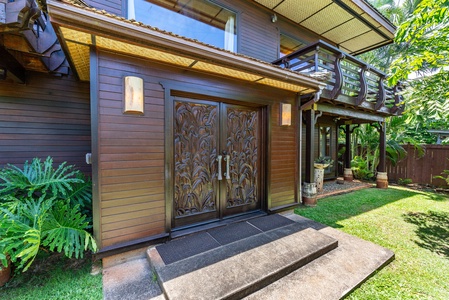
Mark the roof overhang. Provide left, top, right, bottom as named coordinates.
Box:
left=252, top=0, right=395, bottom=55
left=46, top=0, right=324, bottom=94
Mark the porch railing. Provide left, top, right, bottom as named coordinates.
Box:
left=272, top=40, right=403, bottom=114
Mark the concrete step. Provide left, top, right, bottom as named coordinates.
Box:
left=244, top=213, right=395, bottom=300
left=147, top=218, right=338, bottom=300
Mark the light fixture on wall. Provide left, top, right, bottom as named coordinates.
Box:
left=123, top=76, right=144, bottom=114
left=271, top=14, right=277, bottom=23
left=0, top=67, right=7, bottom=80
left=280, top=103, right=292, bottom=126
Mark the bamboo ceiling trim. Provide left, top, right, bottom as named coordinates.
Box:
left=95, top=36, right=195, bottom=67
left=66, top=41, right=90, bottom=81
left=253, top=0, right=279, bottom=9
left=340, top=0, right=364, bottom=14
left=60, top=27, right=92, bottom=45
left=257, top=78, right=309, bottom=93
left=322, top=18, right=370, bottom=43
left=301, top=4, right=352, bottom=34
left=275, top=1, right=331, bottom=24
left=253, top=0, right=394, bottom=54
left=340, top=31, right=385, bottom=52
left=192, top=62, right=263, bottom=82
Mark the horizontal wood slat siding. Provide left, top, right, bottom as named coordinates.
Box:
left=85, top=0, right=123, bottom=16
left=95, top=49, right=298, bottom=248
left=270, top=102, right=297, bottom=208
left=97, top=51, right=166, bottom=248
left=235, top=0, right=279, bottom=62
left=0, top=72, right=91, bottom=174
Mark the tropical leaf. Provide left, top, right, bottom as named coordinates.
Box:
left=42, top=200, right=97, bottom=259
left=0, top=157, right=83, bottom=199
left=0, top=196, right=51, bottom=271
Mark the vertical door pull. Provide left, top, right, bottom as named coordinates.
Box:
left=217, top=155, right=223, bottom=180
left=224, top=155, right=231, bottom=180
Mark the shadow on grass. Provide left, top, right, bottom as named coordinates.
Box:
left=403, top=211, right=449, bottom=258
left=295, top=186, right=448, bottom=229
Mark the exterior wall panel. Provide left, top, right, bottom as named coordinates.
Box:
left=85, top=0, right=123, bottom=16
left=270, top=102, right=298, bottom=208
left=95, top=50, right=298, bottom=248
left=0, top=72, right=91, bottom=174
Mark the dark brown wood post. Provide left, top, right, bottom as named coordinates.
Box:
left=305, top=108, right=315, bottom=183
left=302, top=107, right=317, bottom=205
left=345, top=124, right=351, bottom=168
left=343, top=124, right=353, bottom=181
left=378, top=122, right=386, bottom=173
left=376, top=121, right=388, bottom=188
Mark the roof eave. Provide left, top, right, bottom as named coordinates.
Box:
left=46, top=0, right=324, bottom=93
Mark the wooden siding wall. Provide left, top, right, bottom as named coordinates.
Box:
left=95, top=51, right=166, bottom=248
left=387, top=144, right=449, bottom=187
left=84, top=0, right=123, bottom=16
left=94, top=50, right=297, bottom=248
left=84, top=0, right=324, bottom=63
left=270, top=102, right=298, bottom=208
left=0, top=72, right=91, bottom=174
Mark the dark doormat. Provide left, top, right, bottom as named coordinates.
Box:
left=208, top=221, right=262, bottom=245
left=157, top=214, right=296, bottom=265
left=156, top=231, right=220, bottom=265
left=248, top=214, right=295, bottom=232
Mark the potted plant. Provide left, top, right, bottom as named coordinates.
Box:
left=314, top=157, right=334, bottom=193
left=0, top=157, right=97, bottom=278
left=314, top=156, right=334, bottom=169
left=0, top=255, right=11, bottom=287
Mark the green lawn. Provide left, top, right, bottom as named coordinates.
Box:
left=295, top=186, right=449, bottom=299
left=0, top=252, right=102, bottom=300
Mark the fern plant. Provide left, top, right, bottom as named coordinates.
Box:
left=0, top=157, right=97, bottom=272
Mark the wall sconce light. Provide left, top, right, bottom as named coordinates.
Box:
left=280, top=103, right=292, bottom=126
left=0, top=68, right=7, bottom=80
left=271, top=14, right=277, bottom=23
left=123, top=76, right=144, bottom=114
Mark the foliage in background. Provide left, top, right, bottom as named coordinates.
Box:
left=362, top=0, right=449, bottom=148
left=388, top=0, right=449, bottom=133
left=389, top=0, right=449, bottom=85
left=0, top=157, right=96, bottom=272
left=434, top=163, right=449, bottom=186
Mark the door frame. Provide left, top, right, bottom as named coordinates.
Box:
left=162, top=81, right=269, bottom=233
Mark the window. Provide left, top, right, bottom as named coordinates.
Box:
left=280, top=34, right=305, bottom=58
left=129, top=0, right=237, bottom=52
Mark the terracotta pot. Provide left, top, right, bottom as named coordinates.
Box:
left=0, top=260, right=11, bottom=287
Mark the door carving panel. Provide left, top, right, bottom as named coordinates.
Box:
left=225, top=106, right=259, bottom=209
left=174, top=101, right=218, bottom=218
left=173, top=99, right=262, bottom=227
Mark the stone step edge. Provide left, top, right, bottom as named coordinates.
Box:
left=147, top=227, right=339, bottom=300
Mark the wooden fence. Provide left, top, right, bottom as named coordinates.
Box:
left=387, top=145, right=449, bottom=187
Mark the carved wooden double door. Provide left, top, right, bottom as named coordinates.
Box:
left=173, top=98, right=262, bottom=227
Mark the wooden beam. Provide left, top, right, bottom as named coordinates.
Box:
left=0, top=46, right=26, bottom=83
left=304, top=108, right=315, bottom=184
left=317, top=103, right=385, bottom=122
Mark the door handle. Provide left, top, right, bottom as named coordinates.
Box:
left=217, top=155, right=223, bottom=181
left=224, top=155, right=231, bottom=180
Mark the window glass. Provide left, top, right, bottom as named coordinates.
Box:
left=280, top=34, right=305, bottom=57
left=130, top=0, right=237, bottom=52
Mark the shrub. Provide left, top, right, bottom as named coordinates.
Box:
left=351, top=156, right=375, bottom=180
left=398, top=178, right=413, bottom=185
left=0, top=157, right=97, bottom=272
